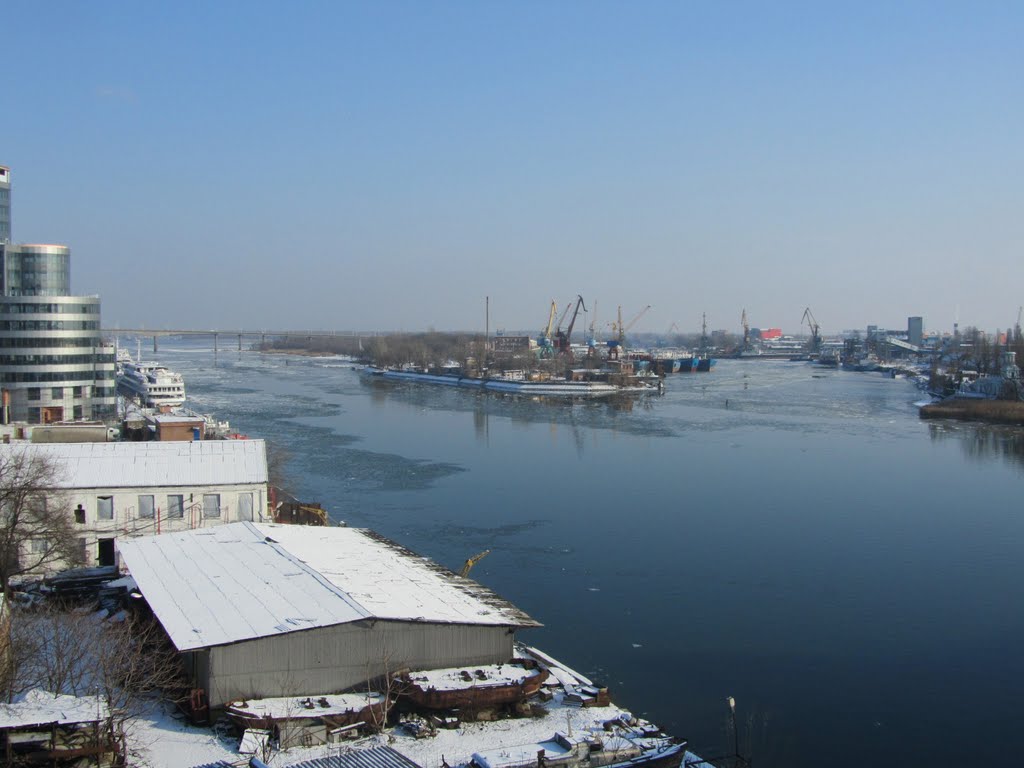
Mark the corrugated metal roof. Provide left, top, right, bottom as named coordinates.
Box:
left=191, top=746, right=423, bottom=768
left=0, top=440, right=267, bottom=488
left=118, top=522, right=539, bottom=652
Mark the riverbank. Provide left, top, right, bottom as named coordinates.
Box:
left=919, top=398, right=1024, bottom=425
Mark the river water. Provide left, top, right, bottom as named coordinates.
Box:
left=152, top=341, right=1024, bottom=767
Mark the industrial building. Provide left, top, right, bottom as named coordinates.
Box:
left=0, top=439, right=269, bottom=572
left=117, top=522, right=541, bottom=707
left=0, top=165, right=116, bottom=424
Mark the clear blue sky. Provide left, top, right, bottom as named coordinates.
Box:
left=4, top=1, right=1022, bottom=335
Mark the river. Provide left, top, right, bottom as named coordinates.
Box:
left=151, top=340, right=1024, bottom=767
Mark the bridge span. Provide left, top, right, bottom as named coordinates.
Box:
left=103, top=328, right=377, bottom=353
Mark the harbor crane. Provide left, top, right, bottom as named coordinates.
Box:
left=801, top=307, right=822, bottom=352
left=586, top=300, right=599, bottom=348
left=556, top=295, right=587, bottom=357
left=607, top=304, right=651, bottom=359
left=740, top=309, right=750, bottom=350
left=537, top=300, right=558, bottom=354
left=460, top=549, right=491, bottom=578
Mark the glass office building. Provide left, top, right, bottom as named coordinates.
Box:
left=0, top=167, right=116, bottom=424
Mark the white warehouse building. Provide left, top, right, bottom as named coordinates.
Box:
left=2, top=439, right=268, bottom=571
left=117, top=522, right=541, bottom=707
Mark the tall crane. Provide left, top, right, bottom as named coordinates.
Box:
left=537, top=300, right=558, bottom=353
left=740, top=309, right=750, bottom=350
left=556, top=295, right=587, bottom=357
left=587, top=300, right=599, bottom=347
left=699, top=312, right=709, bottom=351
left=801, top=307, right=821, bottom=352
left=608, top=305, right=651, bottom=358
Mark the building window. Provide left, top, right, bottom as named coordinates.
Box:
left=203, top=494, right=221, bottom=518
left=97, top=496, right=113, bottom=520
left=73, top=405, right=83, bottom=420
left=27, top=388, right=40, bottom=401
left=238, top=492, right=254, bottom=521
left=27, top=407, right=40, bottom=423
left=167, top=494, right=184, bottom=519
left=74, top=504, right=86, bottom=524
left=30, top=538, right=47, bottom=554
left=72, top=386, right=83, bottom=398
left=51, top=387, right=63, bottom=399
left=138, top=494, right=155, bottom=519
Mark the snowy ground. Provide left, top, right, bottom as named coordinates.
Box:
left=127, top=688, right=704, bottom=768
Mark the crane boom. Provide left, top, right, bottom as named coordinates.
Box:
left=801, top=307, right=821, bottom=351
left=557, top=295, right=587, bottom=356
left=543, top=300, right=557, bottom=339
left=460, top=549, right=491, bottom=578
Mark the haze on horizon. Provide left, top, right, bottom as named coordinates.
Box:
left=4, top=2, right=1022, bottom=337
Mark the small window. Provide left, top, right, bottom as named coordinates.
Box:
left=138, top=495, right=155, bottom=519
left=30, top=538, right=47, bottom=554
left=203, top=494, right=221, bottom=518
left=167, top=494, right=184, bottom=519
left=27, top=388, right=40, bottom=401
left=97, top=496, right=113, bottom=520
left=51, top=387, right=63, bottom=399
left=72, top=386, right=83, bottom=398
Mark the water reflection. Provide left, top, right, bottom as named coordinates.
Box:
left=928, top=422, right=1024, bottom=471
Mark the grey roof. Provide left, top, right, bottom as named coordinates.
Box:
left=0, top=440, right=268, bottom=489
left=191, top=746, right=423, bottom=768
left=118, top=522, right=540, bottom=651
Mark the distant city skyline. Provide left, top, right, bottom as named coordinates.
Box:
left=5, top=2, right=1022, bottom=336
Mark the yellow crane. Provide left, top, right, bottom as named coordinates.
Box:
left=460, top=549, right=491, bottom=578
left=538, top=300, right=558, bottom=349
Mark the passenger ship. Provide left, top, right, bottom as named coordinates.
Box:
left=116, top=351, right=186, bottom=409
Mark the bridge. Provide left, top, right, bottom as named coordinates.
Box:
left=103, top=328, right=378, bottom=354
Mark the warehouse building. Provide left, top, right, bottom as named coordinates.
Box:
left=117, top=522, right=541, bottom=707
left=1, top=439, right=268, bottom=571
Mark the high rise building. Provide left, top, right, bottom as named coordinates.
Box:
left=0, top=166, right=11, bottom=244
left=0, top=166, right=116, bottom=424
left=908, top=316, right=923, bottom=347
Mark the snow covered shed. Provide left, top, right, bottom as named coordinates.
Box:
left=117, top=522, right=541, bottom=707
left=0, top=439, right=269, bottom=573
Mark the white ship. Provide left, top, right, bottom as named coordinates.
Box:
left=116, top=351, right=186, bottom=409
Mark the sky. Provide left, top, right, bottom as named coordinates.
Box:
left=3, top=1, right=1022, bottom=336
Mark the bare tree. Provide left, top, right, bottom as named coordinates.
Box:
left=3, top=603, right=184, bottom=761
left=0, top=449, right=83, bottom=599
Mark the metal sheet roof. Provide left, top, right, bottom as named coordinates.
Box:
left=118, top=522, right=539, bottom=652
left=0, top=440, right=267, bottom=488
left=191, top=746, right=423, bottom=768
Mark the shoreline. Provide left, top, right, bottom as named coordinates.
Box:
left=919, top=398, right=1024, bottom=426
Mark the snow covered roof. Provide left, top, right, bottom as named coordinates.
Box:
left=0, top=440, right=267, bottom=489
left=0, top=690, right=109, bottom=729
left=192, top=747, right=423, bottom=768
left=117, top=522, right=539, bottom=651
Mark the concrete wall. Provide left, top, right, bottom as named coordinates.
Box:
left=205, top=619, right=516, bottom=706
left=20, top=481, right=268, bottom=573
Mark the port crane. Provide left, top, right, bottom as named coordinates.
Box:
left=740, top=309, right=750, bottom=350
left=555, top=295, right=587, bottom=357
left=586, top=300, right=599, bottom=348
left=537, top=300, right=558, bottom=355
left=608, top=304, right=651, bottom=358
left=460, top=549, right=491, bottom=578
left=801, top=307, right=822, bottom=352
